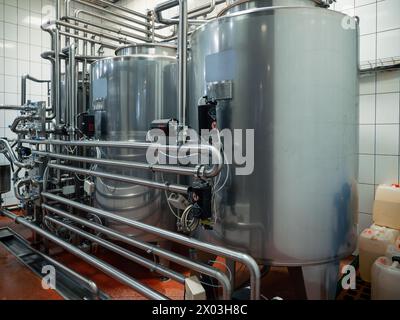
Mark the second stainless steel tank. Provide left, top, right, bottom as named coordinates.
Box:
left=90, top=44, right=178, bottom=241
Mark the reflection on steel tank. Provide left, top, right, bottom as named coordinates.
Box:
left=90, top=44, right=178, bottom=241
left=188, top=0, right=359, bottom=299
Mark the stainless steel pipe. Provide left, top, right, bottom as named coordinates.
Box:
left=62, top=16, right=151, bottom=43
left=69, top=0, right=152, bottom=29
left=41, top=193, right=261, bottom=300
left=44, top=215, right=186, bottom=284
left=41, top=50, right=105, bottom=63
left=154, top=0, right=189, bottom=128
left=58, top=31, right=118, bottom=50
left=34, top=151, right=211, bottom=178
left=68, top=44, right=77, bottom=130
left=0, top=139, right=33, bottom=169
left=43, top=204, right=232, bottom=300
left=154, top=0, right=225, bottom=29
left=178, top=0, right=188, bottom=128
left=0, top=208, right=168, bottom=300
left=51, top=20, right=135, bottom=45
left=21, top=75, right=51, bottom=106
left=77, top=0, right=149, bottom=20
left=23, top=139, right=223, bottom=178
left=47, top=163, right=189, bottom=194
left=73, top=9, right=172, bottom=41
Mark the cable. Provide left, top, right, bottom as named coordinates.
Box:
left=165, top=190, right=182, bottom=220
left=180, top=204, right=198, bottom=233
left=199, top=260, right=233, bottom=289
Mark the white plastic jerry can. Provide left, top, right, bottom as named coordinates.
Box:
left=386, top=237, right=400, bottom=260
left=371, top=256, right=400, bottom=300
left=359, top=225, right=400, bottom=282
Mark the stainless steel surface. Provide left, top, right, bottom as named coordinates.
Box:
left=43, top=203, right=233, bottom=300
left=41, top=193, right=261, bottom=300
left=188, top=5, right=359, bottom=265
left=220, top=0, right=316, bottom=16
left=0, top=209, right=168, bottom=300
left=0, top=164, right=11, bottom=194
left=115, top=44, right=177, bottom=57
left=90, top=48, right=178, bottom=240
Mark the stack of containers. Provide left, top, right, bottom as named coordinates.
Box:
left=359, top=185, right=400, bottom=283
left=371, top=256, right=400, bottom=300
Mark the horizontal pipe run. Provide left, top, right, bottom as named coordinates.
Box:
left=57, top=31, right=118, bottom=49
left=21, top=139, right=157, bottom=148
left=41, top=193, right=261, bottom=300
left=43, top=204, right=232, bottom=300
left=44, top=215, right=186, bottom=284
left=78, top=0, right=149, bottom=20
left=72, top=0, right=152, bottom=28
left=34, top=151, right=203, bottom=177
left=41, top=50, right=107, bottom=63
left=47, top=163, right=189, bottom=194
left=74, top=9, right=172, bottom=41
left=17, top=231, right=101, bottom=299
left=52, top=20, right=135, bottom=45
left=0, top=209, right=168, bottom=300
left=21, top=139, right=223, bottom=178
left=154, top=0, right=225, bottom=29
left=62, top=16, right=151, bottom=43
left=0, top=105, right=35, bottom=111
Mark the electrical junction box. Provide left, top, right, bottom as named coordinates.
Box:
left=184, top=276, right=206, bottom=301
left=84, top=180, right=95, bottom=196
left=62, top=185, right=76, bottom=196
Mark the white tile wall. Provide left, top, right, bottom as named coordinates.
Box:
left=332, top=0, right=400, bottom=232
left=0, top=0, right=55, bottom=206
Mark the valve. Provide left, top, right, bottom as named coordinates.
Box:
left=188, top=180, right=213, bottom=230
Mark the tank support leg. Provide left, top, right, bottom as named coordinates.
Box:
left=301, top=261, right=340, bottom=300
left=158, top=240, right=172, bottom=269
left=287, top=267, right=307, bottom=300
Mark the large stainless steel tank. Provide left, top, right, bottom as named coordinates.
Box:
left=188, top=0, right=359, bottom=298
left=90, top=44, right=178, bottom=241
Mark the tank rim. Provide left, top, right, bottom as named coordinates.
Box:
left=91, top=54, right=177, bottom=66
left=115, top=43, right=177, bottom=56
left=191, top=5, right=357, bottom=38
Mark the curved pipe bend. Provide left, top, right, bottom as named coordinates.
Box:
left=14, top=178, right=32, bottom=201
left=0, top=139, right=33, bottom=169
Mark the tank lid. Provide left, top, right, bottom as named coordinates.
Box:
left=115, top=43, right=177, bottom=57
left=218, top=0, right=329, bottom=16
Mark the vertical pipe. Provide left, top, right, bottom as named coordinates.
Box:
left=53, top=29, right=61, bottom=125
left=56, top=0, right=62, bottom=20
left=65, top=0, right=71, bottom=47
left=21, top=75, right=27, bottom=106
left=178, top=0, right=188, bottom=128
left=69, top=44, right=77, bottom=131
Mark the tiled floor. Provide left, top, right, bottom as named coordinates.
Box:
left=337, top=278, right=371, bottom=301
